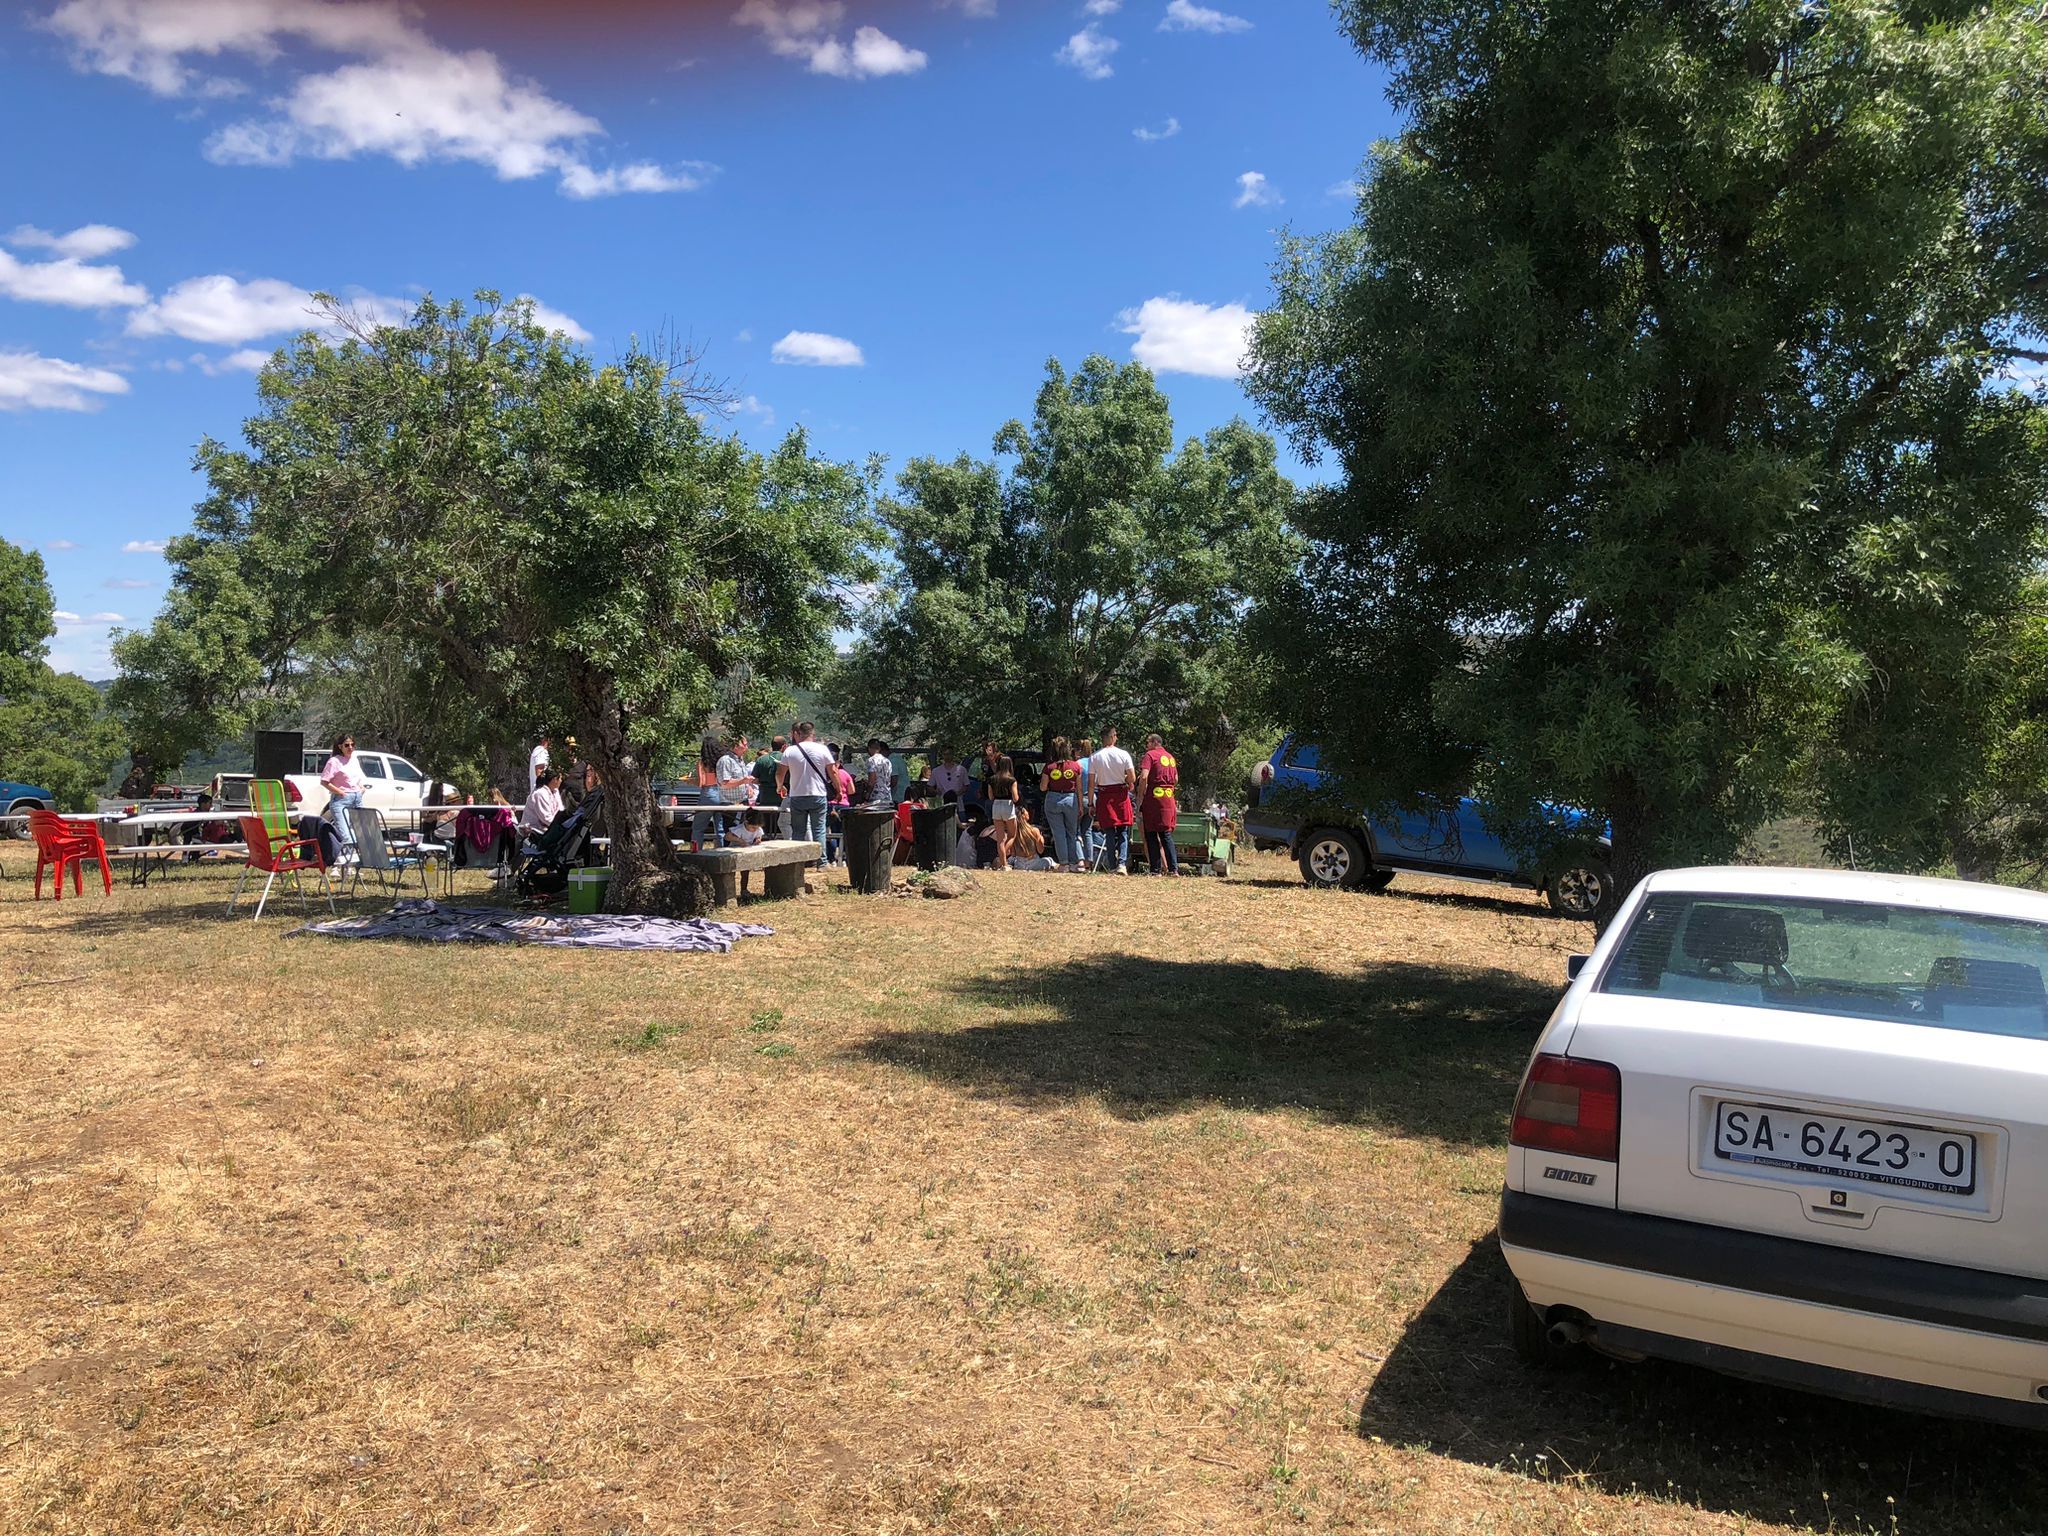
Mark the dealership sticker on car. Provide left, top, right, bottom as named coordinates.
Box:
left=1713, top=1101, right=1978, bottom=1196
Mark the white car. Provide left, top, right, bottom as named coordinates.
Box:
left=282, top=749, right=458, bottom=831
left=1501, top=865, right=2048, bottom=1428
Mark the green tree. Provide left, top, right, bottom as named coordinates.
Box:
left=115, top=294, right=874, bottom=912
left=1246, top=0, right=2048, bottom=912
left=838, top=356, right=1297, bottom=781
left=0, top=539, right=124, bottom=811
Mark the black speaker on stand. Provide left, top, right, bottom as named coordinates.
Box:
left=254, top=729, right=305, bottom=783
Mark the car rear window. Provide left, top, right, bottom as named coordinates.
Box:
left=1599, top=893, right=2048, bottom=1039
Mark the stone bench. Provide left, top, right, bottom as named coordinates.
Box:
left=670, top=839, right=822, bottom=908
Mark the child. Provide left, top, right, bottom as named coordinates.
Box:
left=985, top=754, right=1019, bottom=872
left=729, top=809, right=766, bottom=899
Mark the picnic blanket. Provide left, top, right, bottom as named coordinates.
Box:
left=290, top=899, right=772, bottom=952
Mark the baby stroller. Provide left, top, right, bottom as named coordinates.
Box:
left=515, top=786, right=603, bottom=897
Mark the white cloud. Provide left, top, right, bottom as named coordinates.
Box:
left=0, top=350, right=130, bottom=411
left=128, top=275, right=319, bottom=344
left=515, top=295, right=592, bottom=342
left=1233, top=170, right=1281, bottom=208
left=1326, top=179, right=1364, bottom=200
left=0, top=247, right=148, bottom=309
left=53, top=610, right=81, bottom=624
left=121, top=539, right=167, bottom=553
left=43, top=0, right=704, bottom=198
left=940, top=0, right=997, bottom=14
left=735, top=2, right=928, bottom=79
left=193, top=347, right=274, bottom=374
left=738, top=394, right=777, bottom=427
left=6, top=223, right=137, bottom=260
left=45, top=540, right=79, bottom=551
left=1056, top=24, right=1118, bottom=79
left=1084, top=0, right=1122, bottom=13
left=1118, top=296, right=1256, bottom=379
left=86, top=611, right=125, bottom=624
left=736, top=328, right=754, bottom=343
left=772, top=330, right=865, bottom=367
left=1134, top=116, right=1181, bottom=142
left=106, top=577, right=154, bottom=588
left=1160, top=0, right=1251, bottom=32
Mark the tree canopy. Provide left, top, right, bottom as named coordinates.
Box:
left=0, top=539, right=124, bottom=811
left=1246, top=0, right=2048, bottom=904
left=113, top=294, right=875, bottom=911
left=837, top=356, right=1297, bottom=779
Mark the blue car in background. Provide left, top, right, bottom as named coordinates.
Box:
left=1, top=777, right=56, bottom=837
left=1242, top=736, right=1613, bottom=921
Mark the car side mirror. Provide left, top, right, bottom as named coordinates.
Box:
left=1566, top=954, right=1590, bottom=982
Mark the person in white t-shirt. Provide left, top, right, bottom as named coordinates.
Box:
left=1087, top=728, right=1138, bottom=874
left=864, top=738, right=896, bottom=805
left=778, top=721, right=835, bottom=867
left=522, top=769, right=564, bottom=838
left=529, top=734, right=551, bottom=792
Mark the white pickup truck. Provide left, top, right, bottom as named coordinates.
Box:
left=210, top=749, right=460, bottom=832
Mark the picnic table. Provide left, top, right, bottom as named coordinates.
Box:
left=108, top=809, right=249, bottom=886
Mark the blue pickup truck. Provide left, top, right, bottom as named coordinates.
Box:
left=1, top=777, right=56, bottom=837
left=1242, top=737, right=1613, bottom=922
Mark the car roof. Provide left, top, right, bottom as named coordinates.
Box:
left=1644, top=866, right=2048, bottom=922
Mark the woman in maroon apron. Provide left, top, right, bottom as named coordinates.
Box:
left=1139, top=733, right=1180, bottom=876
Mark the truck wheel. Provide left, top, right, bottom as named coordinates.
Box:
left=1509, top=1272, right=1582, bottom=1369
left=1298, top=829, right=1370, bottom=890
left=6, top=800, right=42, bottom=839
left=1546, top=861, right=1612, bottom=923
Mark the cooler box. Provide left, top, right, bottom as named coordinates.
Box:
left=567, top=867, right=612, bottom=914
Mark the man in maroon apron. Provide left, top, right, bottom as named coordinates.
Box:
left=1088, top=728, right=1137, bottom=874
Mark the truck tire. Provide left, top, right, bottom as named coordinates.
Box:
left=1298, top=828, right=1373, bottom=890
left=6, top=799, right=45, bottom=839
left=1546, top=861, right=1613, bottom=923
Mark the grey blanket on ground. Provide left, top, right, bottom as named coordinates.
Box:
left=290, top=899, right=772, bottom=952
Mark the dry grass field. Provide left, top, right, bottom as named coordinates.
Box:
left=1, top=846, right=2042, bottom=1535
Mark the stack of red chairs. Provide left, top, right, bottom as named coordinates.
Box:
left=28, top=809, right=113, bottom=901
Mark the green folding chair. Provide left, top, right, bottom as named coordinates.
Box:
left=249, top=779, right=294, bottom=844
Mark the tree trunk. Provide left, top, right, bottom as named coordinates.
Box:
left=486, top=740, right=525, bottom=801
left=570, top=672, right=707, bottom=918
left=1946, top=813, right=2004, bottom=885
left=1599, top=783, right=1658, bottom=938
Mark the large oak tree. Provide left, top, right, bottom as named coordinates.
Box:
left=1246, top=0, right=2048, bottom=911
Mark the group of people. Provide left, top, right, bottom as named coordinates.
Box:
left=922, top=728, right=1184, bottom=875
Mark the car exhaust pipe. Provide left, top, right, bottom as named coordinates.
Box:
left=1546, top=1317, right=1588, bottom=1349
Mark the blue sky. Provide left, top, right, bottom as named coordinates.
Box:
left=1, top=0, right=1396, bottom=676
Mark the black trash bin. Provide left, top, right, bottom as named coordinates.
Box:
left=910, top=803, right=958, bottom=872
left=842, top=806, right=898, bottom=894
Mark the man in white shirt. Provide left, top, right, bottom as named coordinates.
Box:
left=778, top=722, right=835, bottom=867
left=864, top=738, right=896, bottom=805
left=1087, top=728, right=1138, bottom=874
left=529, top=734, right=551, bottom=791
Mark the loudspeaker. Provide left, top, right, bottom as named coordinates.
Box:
left=254, top=729, right=305, bottom=782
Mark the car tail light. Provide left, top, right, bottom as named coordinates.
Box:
left=1511, top=1054, right=1620, bottom=1161
left=284, top=781, right=301, bottom=805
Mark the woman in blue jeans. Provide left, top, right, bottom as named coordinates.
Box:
left=1038, top=736, right=1084, bottom=869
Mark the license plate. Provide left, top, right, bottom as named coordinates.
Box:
left=1713, top=1101, right=1978, bottom=1196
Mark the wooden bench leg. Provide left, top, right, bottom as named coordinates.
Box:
left=763, top=862, right=803, bottom=901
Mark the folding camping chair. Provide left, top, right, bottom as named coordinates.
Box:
left=342, top=806, right=437, bottom=898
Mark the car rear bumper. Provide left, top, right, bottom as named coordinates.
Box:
left=1500, top=1190, right=2048, bottom=1424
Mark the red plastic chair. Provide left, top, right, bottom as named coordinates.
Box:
left=29, top=809, right=112, bottom=900
left=227, top=815, right=334, bottom=920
